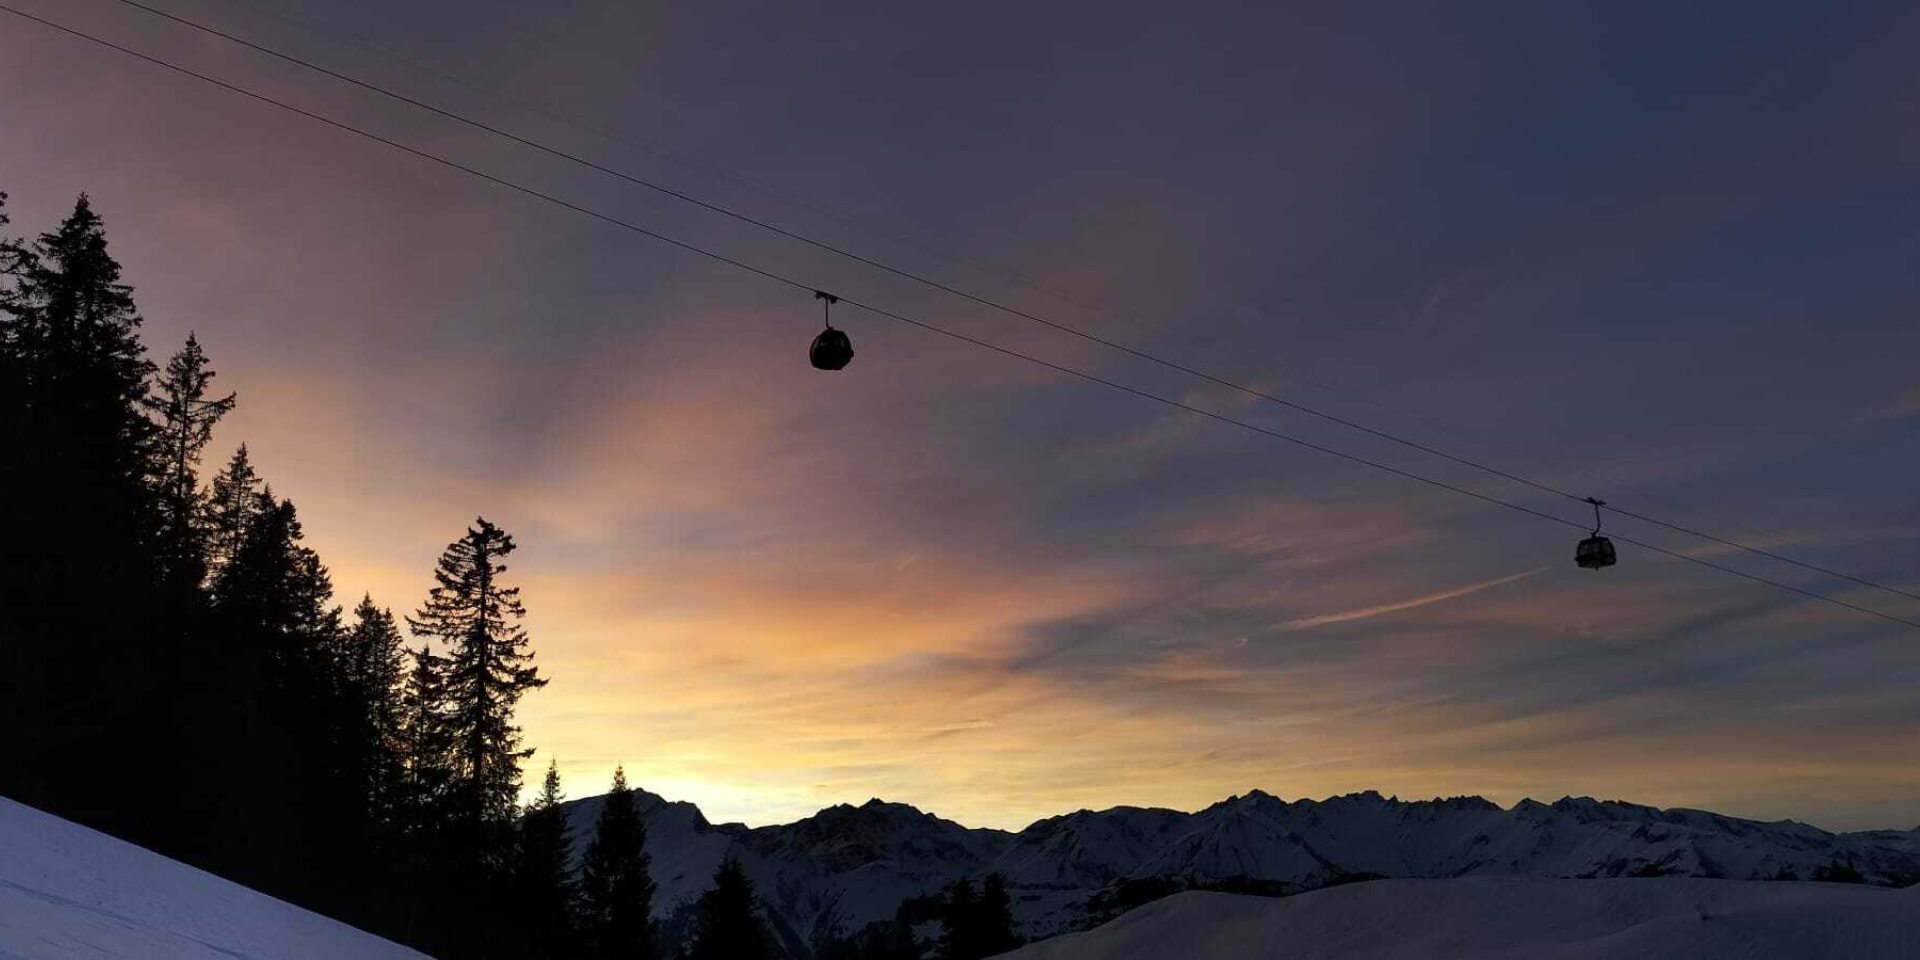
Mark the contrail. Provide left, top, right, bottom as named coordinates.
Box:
left=1278, top=567, right=1550, bottom=631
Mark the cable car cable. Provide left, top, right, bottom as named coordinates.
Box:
left=6, top=1, right=1918, bottom=633
left=90, top=0, right=1920, bottom=607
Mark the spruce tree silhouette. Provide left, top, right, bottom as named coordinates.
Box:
left=940, top=878, right=981, bottom=960
left=216, top=495, right=340, bottom=669
left=211, top=492, right=352, bottom=900
left=202, top=444, right=262, bottom=580
left=0, top=194, right=165, bottom=839
left=938, top=874, right=1017, bottom=959
left=977, top=873, right=1021, bottom=956
left=407, top=518, right=546, bottom=955
left=686, top=856, right=774, bottom=960
left=581, top=766, right=658, bottom=960
left=328, top=592, right=412, bottom=929
left=515, top=760, right=581, bottom=957
left=408, top=518, right=546, bottom=839
left=143, top=335, right=239, bottom=868
left=397, top=642, right=455, bottom=830
left=393, top=641, right=457, bottom=950
left=146, top=333, right=235, bottom=598
left=343, top=596, right=410, bottom=828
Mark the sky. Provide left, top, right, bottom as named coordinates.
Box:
left=2, top=0, right=1917, bottom=832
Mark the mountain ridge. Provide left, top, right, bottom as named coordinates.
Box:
left=558, top=787, right=1920, bottom=956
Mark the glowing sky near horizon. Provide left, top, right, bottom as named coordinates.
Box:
left=2, top=0, right=1917, bottom=831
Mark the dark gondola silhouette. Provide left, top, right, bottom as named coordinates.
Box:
left=809, top=291, right=854, bottom=370
left=1576, top=497, right=1617, bottom=569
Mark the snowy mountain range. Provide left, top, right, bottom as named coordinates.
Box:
left=561, top=788, right=1920, bottom=956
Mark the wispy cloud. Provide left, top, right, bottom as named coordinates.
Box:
left=6, top=1, right=1918, bottom=834
left=1876, top=387, right=1920, bottom=421
left=1277, top=567, right=1549, bottom=631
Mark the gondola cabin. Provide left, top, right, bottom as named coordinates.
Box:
left=1575, top=534, right=1615, bottom=569
left=1575, top=497, right=1615, bottom=569
left=809, top=290, right=853, bottom=370
left=810, top=327, right=854, bottom=370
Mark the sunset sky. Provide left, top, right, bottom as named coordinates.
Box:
left=3, top=0, right=1917, bottom=831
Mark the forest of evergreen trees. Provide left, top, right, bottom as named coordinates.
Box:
left=0, top=185, right=811, bottom=958
left=0, top=184, right=1026, bottom=959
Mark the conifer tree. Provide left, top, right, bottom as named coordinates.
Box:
left=397, top=643, right=455, bottom=829
left=203, top=444, right=263, bottom=580
left=685, top=856, right=772, bottom=960
left=939, top=879, right=980, bottom=960
left=0, top=185, right=26, bottom=318
left=217, top=493, right=340, bottom=667
left=936, top=873, right=1017, bottom=960
left=975, top=873, right=1019, bottom=956
left=0, top=194, right=164, bottom=832
left=301, top=594, right=410, bottom=938
left=291, top=547, right=345, bottom=665
left=145, top=333, right=234, bottom=594
left=209, top=490, right=349, bottom=895
left=343, top=596, right=409, bottom=822
left=580, top=766, right=656, bottom=959
left=407, top=518, right=546, bottom=842
left=389, top=642, right=458, bottom=952
left=0, top=183, right=22, bottom=383
left=516, top=760, right=579, bottom=956
left=402, top=524, right=546, bottom=958
left=5, top=195, right=155, bottom=437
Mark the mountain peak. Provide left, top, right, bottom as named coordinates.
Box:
left=847, top=797, right=933, bottom=820
left=1431, top=795, right=1501, bottom=812
left=1331, top=789, right=1387, bottom=804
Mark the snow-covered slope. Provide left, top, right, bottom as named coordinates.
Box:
left=996, top=878, right=1920, bottom=960
left=0, top=795, right=428, bottom=960
left=562, top=785, right=1920, bottom=954
left=998, top=790, right=1920, bottom=939
left=995, top=806, right=1192, bottom=887
left=1100, top=790, right=1920, bottom=887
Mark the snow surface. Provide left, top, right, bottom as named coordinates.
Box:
left=997, top=878, right=1920, bottom=960
left=0, top=796, right=428, bottom=960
